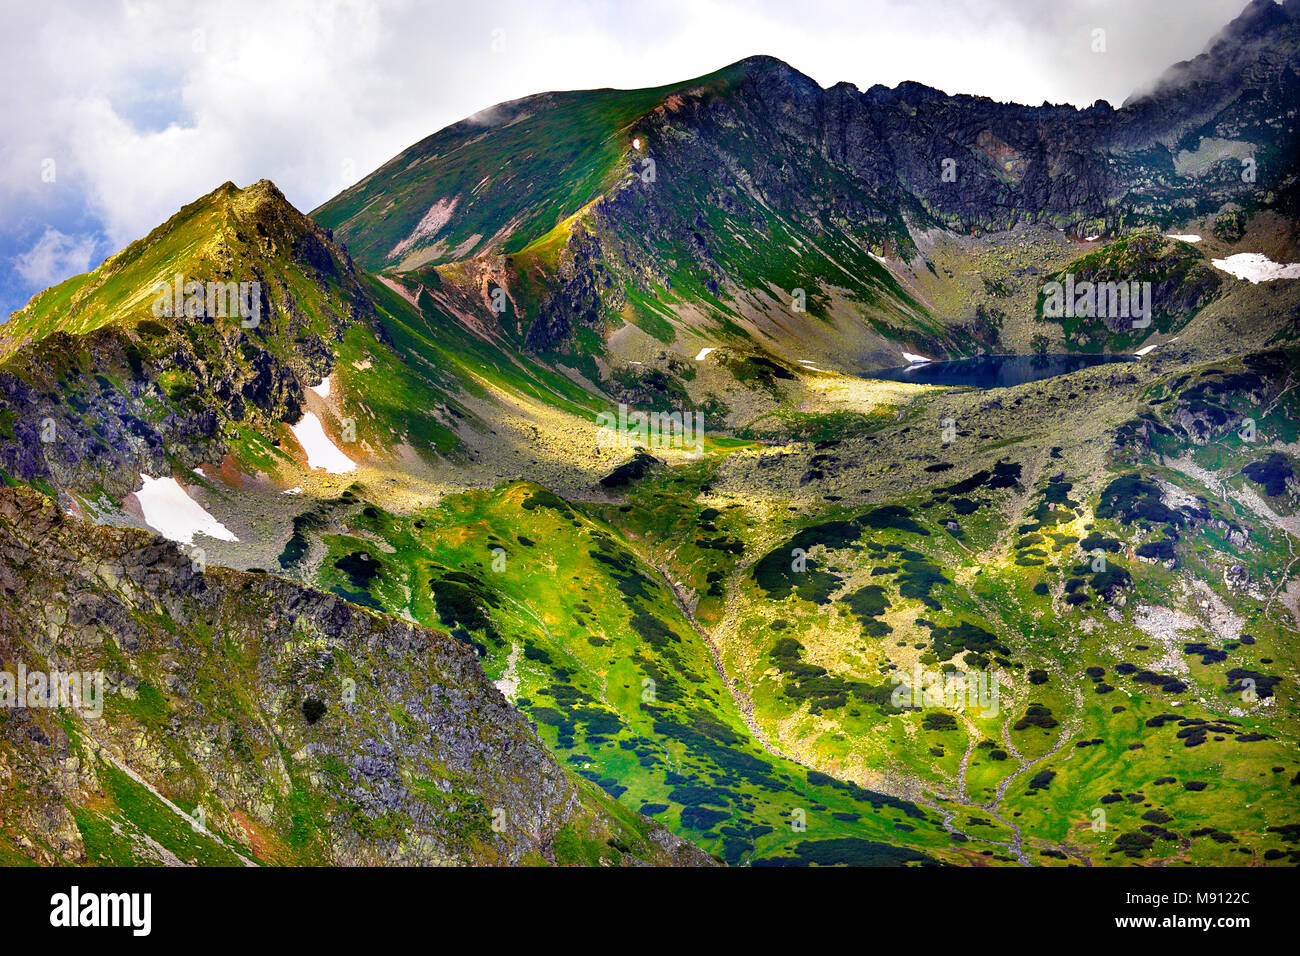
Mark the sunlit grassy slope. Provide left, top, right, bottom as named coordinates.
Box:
left=312, top=64, right=756, bottom=272
left=291, top=477, right=974, bottom=865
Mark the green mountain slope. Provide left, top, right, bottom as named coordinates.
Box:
left=277, top=477, right=969, bottom=865
left=0, top=484, right=710, bottom=866
left=314, top=73, right=738, bottom=272
left=2, top=3, right=1299, bottom=868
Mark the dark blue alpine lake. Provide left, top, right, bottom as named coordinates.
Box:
left=864, top=353, right=1133, bottom=389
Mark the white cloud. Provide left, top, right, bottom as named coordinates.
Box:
left=13, top=227, right=99, bottom=288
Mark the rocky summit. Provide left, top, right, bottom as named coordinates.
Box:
left=1, top=0, right=1299, bottom=869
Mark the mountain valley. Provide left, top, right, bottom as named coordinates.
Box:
left=2, top=0, right=1300, bottom=868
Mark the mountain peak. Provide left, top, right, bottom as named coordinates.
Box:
left=1, top=177, right=341, bottom=360
left=1122, top=0, right=1298, bottom=109
left=1226, top=0, right=1293, bottom=37
left=725, top=53, right=797, bottom=75
left=239, top=177, right=287, bottom=201
left=711, top=53, right=822, bottom=94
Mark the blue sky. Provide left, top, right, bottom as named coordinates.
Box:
left=0, top=0, right=1256, bottom=320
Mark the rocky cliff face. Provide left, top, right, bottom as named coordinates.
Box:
left=1120, top=0, right=1300, bottom=154
left=0, top=486, right=711, bottom=866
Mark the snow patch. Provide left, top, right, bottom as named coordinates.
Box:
left=290, top=412, right=356, bottom=473
left=134, top=475, right=238, bottom=545
left=902, top=352, right=932, bottom=365
left=694, top=347, right=717, bottom=361
left=309, top=376, right=331, bottom=398
left=1134, top=344, right=1159, bottom=357
left=1165, top=234, right=1201, bottom=243
left=1211, top=253, right=1300, bottom=283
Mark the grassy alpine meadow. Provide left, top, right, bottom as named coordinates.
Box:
left=293, top=478, right=978, bottom=865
